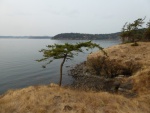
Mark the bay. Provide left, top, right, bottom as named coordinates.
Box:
left=0, top=39, right=121, bottom=94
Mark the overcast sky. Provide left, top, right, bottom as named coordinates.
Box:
left=0, top=0, right=150, bottom=36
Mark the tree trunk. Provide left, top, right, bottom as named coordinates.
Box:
left=59, top=54, right=67, bottom=86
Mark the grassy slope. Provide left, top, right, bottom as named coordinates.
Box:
left=0, top=42, right=150, bottom=113
left=88, top=42, right=150, bottom=94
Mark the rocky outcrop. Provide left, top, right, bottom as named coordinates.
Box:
left=69, top=62, right=136, bottom=97
left=69, top=42, right=150, bottom=97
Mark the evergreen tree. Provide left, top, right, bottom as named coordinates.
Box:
left=37, top=41, right=105, bottom=86
left=144, top=20, right=150, bottom=40
left=120, top=18, right=145, bottom=43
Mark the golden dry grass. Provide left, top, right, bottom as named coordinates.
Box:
left=0, top=83, right=150, bottom=113
left=88, top=42, right=150, bottom=68
left=0, top=42, right=150, bottom=113
left=88, top=42, right=150, bottom=94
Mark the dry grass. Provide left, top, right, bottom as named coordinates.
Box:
left=0, top=42, right=150, bottom=113
left=88, top=42, right=150, bottom=68
left=0, top=83, right=150, bottom=113
left=88, top=42, right=150, bottom=91
left=132, top=69, right=150, bottom=94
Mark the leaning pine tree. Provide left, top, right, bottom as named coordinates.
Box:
left=144, top=20, right=150, bottom=40
left=37, top=41, right=105, bottom=86
left=120, top=17, right=145, bottom=43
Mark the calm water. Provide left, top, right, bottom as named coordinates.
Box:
left=0, top=39, right=120, bottom=94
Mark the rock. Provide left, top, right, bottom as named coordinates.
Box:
left=115, top=75, right=125, bottom=80
left=69, top=62, right=135, bottom=97
left=69, top=61, right=89, bottom=78
left=64, top=105, right=73, bottom=111
left=119, top=80, right=133, bottom=90
left=118, top=75, right=125, bottom=77
left=118, top=88, right=127, bottom=92
left=118, top=88, right=137, bottom=98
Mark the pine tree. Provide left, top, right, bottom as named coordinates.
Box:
left=144, top=20, right=150, bottom=40
left=37, top=41, right=105, bottom=86
left=120, top=18, right=145, bottom=43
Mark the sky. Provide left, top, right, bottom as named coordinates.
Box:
left=0, top=0, right=150, bottom=36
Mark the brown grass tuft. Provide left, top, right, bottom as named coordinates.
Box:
left=0, top=84, right=150, bottom=113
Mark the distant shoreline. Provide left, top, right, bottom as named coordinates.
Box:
left=52, top=32, right=120, bottom=40
left=0, top=36, right=52, bottom=39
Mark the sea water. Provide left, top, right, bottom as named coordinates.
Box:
left=0, top=39, right=120, bottom=94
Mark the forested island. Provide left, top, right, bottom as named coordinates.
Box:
left=52, top=32, right=120, bottom=40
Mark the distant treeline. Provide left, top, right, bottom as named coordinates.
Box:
left=52, top=32, right=121, bottom=40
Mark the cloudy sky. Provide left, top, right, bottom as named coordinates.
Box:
left=0, top=0, right=150, bottom=36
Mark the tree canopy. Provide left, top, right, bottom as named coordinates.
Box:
left=144, top=20, right=150, bottom=40
left=120, top=17, right=150, bottom=43
left=37, top=41, right=105, bottom=86
left=120, top=18, right=145, bottom=43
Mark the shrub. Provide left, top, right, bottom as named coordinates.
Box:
left=87, top=56, right=124, bottom=78
left=123, top=60, right=141, bottom=76
left=87, top=56, right=141, bottom=78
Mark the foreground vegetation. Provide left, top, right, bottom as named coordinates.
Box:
left=0, top=83, right=150, bottom=113
left=87, top=42, right=150, bottom=94
left=0, top=42, right=150, bottom=113
left=37, top=41, right=104, bottom=86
